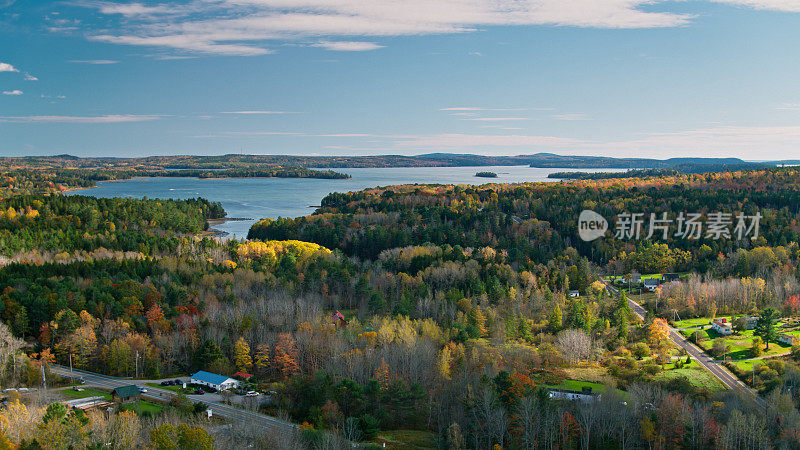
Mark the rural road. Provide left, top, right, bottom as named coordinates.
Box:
left=603, top=281, right=767, bottom=410
left=50, top=365, right=297, bottom=434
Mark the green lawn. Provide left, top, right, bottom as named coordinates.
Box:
left=59, top=387, right=111, bottom=400
left=672, top=317, right=713, bottom=329
left=542, top=379, right=608, bottom=394
left=655, top=366, right=727, bottom=392
left=122, top=400, right=164, bottom=416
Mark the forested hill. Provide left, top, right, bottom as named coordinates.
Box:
left=1, top=153, right=784, bottom=170
left=250, top=168, right=800, bottom=270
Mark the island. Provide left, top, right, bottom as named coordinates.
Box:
left=475, top=171, right=498, bottom=178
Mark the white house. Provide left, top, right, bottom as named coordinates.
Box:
left=548, top=388, right=600, bottom=403
left=779, top=334, right=798, bottom=346
left=569, top=290, right=580, bottom=298
left=745, top=316, right=759, bottom=330
left=190, top=371, right=239, bottom=391
left=712, top=318, right=733, bottom=336
left=643, top=278, right=661, bottom=292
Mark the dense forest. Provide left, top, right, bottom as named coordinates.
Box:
left=0, top=167, right=800, bottom=448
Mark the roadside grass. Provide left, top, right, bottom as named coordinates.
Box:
left=122, top=400, right=164, bottom=416
left=672, top=317, right=712, bottom=329
left=59, top=387, right=111, bottom=400
left=376, top=430, right=437, bottom=449
left=654, top=366, right=727, bottom=392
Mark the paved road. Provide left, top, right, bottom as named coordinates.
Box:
left=50, top=365, right=297, bottom=434
left=604, top=282, right=767, bottom=410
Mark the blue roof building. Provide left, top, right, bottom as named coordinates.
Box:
left=190, top=371, right=239, bottom=391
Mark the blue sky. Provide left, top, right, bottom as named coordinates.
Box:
left=1, top=0, right=800, bottom=159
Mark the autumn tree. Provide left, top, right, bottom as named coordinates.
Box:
left=273, top=333, right=299, bottom=378
left=253, top=344, right=270, bottom=376
left=233, top=337, right=253, bottom=373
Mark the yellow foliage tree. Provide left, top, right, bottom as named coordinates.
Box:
left=233, top=337, right=253, bottom=373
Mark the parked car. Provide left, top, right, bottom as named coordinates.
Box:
left=138, top=386, right=148, bottom=393
left=72, top=386, right=84, bottom=392
left=193, top=389, right=205, bottom=395
left=174, top=379, right=182, bottom=385
left=160, top=381, right=171, bottom=386
left=245, top=391, right=259, bottom=397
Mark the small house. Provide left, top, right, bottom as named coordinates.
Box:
left=331, top=310, right=347, bottom=327
left=190, top=371, right=239, bottom=391
left=569, top=290, right=580, bottom=298
left=712, top=318, right=733, bottom=336
left=112, top=385, right=141, bottom=403
left=663, top=273, right=680, bottom=282
left=643, top=278, right=661, bottom=292
left=745, top=316, right=759, bottom=330
left=779, top=334, right=798, bottom=346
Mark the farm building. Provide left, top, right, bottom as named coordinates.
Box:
left=111, top=385, right=140, bottom=403
left=712, top=318, right=733, bottom=335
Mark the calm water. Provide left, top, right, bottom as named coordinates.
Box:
left=74, top=166, right=621, bottom=239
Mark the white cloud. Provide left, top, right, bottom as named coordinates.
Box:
left=78, top=0, right=701, bottom=56
left=68, top=59, right=120, bottom=64
left=441, top=107, right=539, bottom=111
left=777, top=103, right=800, bottom=110
left=312, top=41, right=384, bottom=51
left=0, top=114, right=164, bottom=123
left=394, top=133, right=582, bottom=148
left=594, top=125, right=800, bottom=157
left=463, top=117, right=531, bottom=121
left=23, top=73, right=38, bottom=81
left=0, top=62, right=18, bottom=72
left=552, top=113, right=589, bottom=121
left=221, top=110, right=298, bottom=114
left=2, top=90, right=22, bottom=95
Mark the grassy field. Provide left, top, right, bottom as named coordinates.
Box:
left=122, top=400, right=164, bottom=416
left=376, top=430, right=437, bottom=449
left=672, top=317, right=713, bottom=329
left=59, top=387, right=111, bottom=400
left=654, top=360, right=727, bottom=392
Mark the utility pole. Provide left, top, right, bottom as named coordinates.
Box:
left=69, top=352, right=73, bottom=381
left=135, top=351, right=139, bottom=378
left=40, top=364, right=46, bottom=390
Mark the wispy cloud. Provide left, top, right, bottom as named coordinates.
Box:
left=312, top=41, right=384, bottom=51
left=76, top=0, right=704, bottom=56
left=2, top=90, right=22, bottom=95
left=221, top=110, right=299, bottom=115
left=0, top=62, right=18, bottom=72
left=777, top=103, right=800, bottom=110
left=394, top=133, right=582, bottom=148
left=463, top=117, right=531, bottom=122
left=441, top=107, right=533, bottom=111
left=0, top=114, right=164, bottom=123
left=68, top=59, right=120, bottom=64
left=23, top=73, right=38, bottom=81
left=551, top=113, right=589, bottom=121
